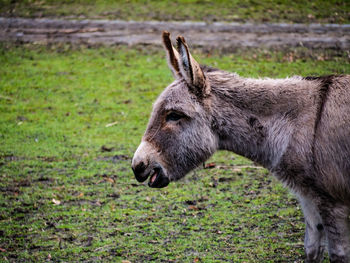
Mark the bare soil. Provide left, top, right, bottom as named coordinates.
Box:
left=1, top=17, right=349, bottom=50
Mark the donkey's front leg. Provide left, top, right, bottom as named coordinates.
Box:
left=319, top=204, right=350, bottom=263
left=298, top=194, right=325, bottom=263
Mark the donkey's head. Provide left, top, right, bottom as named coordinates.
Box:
left=131, top=32, right=218, bottom=188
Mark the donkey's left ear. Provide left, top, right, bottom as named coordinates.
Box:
left=162, top=31, right=181, bottom=79
left=176, top=36, right=210, bottom=96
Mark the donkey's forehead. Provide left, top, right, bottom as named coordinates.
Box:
left=153, top=80, right=198, bottom=112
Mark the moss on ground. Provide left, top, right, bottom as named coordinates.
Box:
left=0, top=44, right=349, bottom=262
left=0, top=0, right=349, bottom=24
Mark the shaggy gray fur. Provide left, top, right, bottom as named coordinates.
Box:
left=132, top=32, right=350, bottom=263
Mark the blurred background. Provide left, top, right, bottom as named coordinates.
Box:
left=0, top=1, right=349, bottom=262
left=1, top=0, right=349, bottom=23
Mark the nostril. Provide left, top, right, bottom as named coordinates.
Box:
left=134, top=161, right=146, bottom=175
left=133, top=161, right=149, bottom=183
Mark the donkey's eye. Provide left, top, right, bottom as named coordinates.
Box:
left=166, top=112, right=183, bottom=122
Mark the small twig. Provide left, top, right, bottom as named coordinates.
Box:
left=105, top=121, right=118, bottom=127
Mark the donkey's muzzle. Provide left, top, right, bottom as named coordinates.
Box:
left=132, top=161, right=149, bottom=183
left=132, top=141, right=170, bottom=188
left=132, top=162, right=169, bottom=188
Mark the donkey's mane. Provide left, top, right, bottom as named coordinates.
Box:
left=200, top=64, right=220, bottom=73
left=202, top=64, right=314, bottom=117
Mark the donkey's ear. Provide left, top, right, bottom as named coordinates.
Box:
left=162, top=31, right=181, bottom=79
left=176, top=36, right=210, bottom=95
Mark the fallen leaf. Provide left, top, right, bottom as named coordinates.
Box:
left=204, top=162, right=216, bottom=169
left=105, top=177, right=115, bottom=184
left=188, top=205, right=198, bottom=211
left=52, top=198, right=61, bottom=205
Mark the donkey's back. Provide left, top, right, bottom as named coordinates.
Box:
left=313, top=75, right=350, bottom=202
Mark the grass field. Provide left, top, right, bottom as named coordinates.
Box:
left=0, top=43, right=349, bottom=262
left=1, top=0, right=349, bottom=24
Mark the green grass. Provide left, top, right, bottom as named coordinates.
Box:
left=0, top=44, right=349, bottom=262
left=1, top=0, right=349, bottom=24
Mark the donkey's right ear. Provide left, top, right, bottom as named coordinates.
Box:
left=162, top=31, right=181, bottom=79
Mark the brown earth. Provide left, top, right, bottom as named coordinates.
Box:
left=0, top=17, right=349, bottom=50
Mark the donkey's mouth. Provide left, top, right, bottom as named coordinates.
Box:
left=148, top=168, right=170, bottom=188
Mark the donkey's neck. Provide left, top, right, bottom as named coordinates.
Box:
left=209, top=70, right=317, bottom=169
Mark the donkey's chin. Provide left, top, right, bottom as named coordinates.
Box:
left=148, top=167, right=170, bottom=188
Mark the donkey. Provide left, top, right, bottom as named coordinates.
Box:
left=131, top=31, right=350, bottom=263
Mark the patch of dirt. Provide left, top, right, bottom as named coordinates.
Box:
left=0, top=154, right=25, bottom=162
left=107, top=192, right=120, bottom=198
left=0, top=18, right=349, bottom=50
left=218, top=177, right=236, bottom=182
left=95, top=154, right=130, bottom=163
left=101, top=145, right=114, bottom=152
left=33, top=176, right=53, bottom=184
left=0, top=154, right=58, bottom=162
